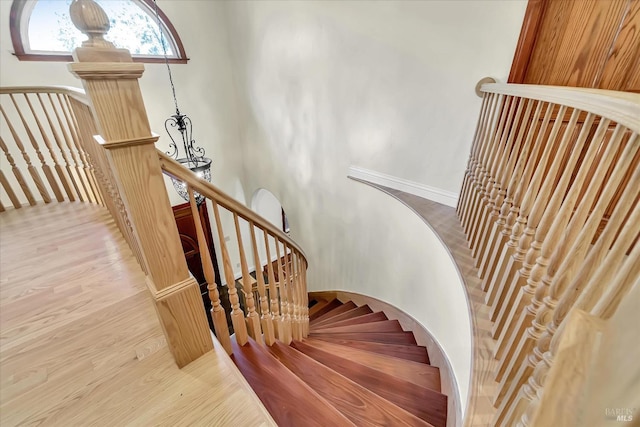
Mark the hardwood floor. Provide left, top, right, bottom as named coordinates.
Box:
left=368, top=184, right=498, bottom=427
left=0, top=203, right=275, bottom=427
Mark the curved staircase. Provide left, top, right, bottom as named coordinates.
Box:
left=231, top=298, right=448, bottom=427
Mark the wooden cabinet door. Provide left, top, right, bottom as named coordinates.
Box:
left=510, top=0, right=640, bottom=92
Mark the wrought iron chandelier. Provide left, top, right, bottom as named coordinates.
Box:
left=153, top=0, right=211, bottom=204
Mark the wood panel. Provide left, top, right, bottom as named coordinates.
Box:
left=511, top=0, right=640, bottom=92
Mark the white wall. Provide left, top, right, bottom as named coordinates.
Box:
left=223, top=0, right=527, bottom=415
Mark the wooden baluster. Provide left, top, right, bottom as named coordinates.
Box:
left=296, top=253, right=308, bottom=338
left=264, top=231, right=281, bottom=339
left=211, top=201, right=248, bottom=345
left=0, top=169, right=20, bottom=210
left=476, top=98, right=538, bottom=283
left=36, top=93, right=76, bottom=201
left=493, top=129, right=637, bottom=413
left=302, top=257, right=310, bottom=337
left=461, top=93, right=499, bottom=229
left=491, top=106, right=576, bottom=347
left=289, top=249, right=302, bottom=341
left=233, top=212, right=262, bottom=343
left=488, top=103, right=564, bottom=324
left=48, top=93, right=84, bottom=202
left=187, top=188, right=231, bottom=354
left=500, top=206, right=640, bottom=427
left=0, top=104, right=50, bottom=203
left=0, top=200, right=4, bottom=212
left=0, top=135, right=32, bottom=207
left=468, top=95, right=512, bottom=250
left=250, top=223, right=276, bottom=345
left=473, top=96, right=519, bottom=262
left=22, top=93, right=66, bottom=202
left=63, top=95, right=101, bottom=204
left=483, top=100, right=545, bottom=300
left=463, top=94, right=505, bottom=236
left=275, top=239, right=292, bottom=344
left=9, top=94, right=62, bottom=202
left=57, top=94, right=90, bottom=202
left=458, top=94, right=490, bottom=217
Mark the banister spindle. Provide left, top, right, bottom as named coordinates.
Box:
left=473, top=96, right=519, bottom=261
left=0, top=103, right=50, bottom=203
left=483, top=99, right=542, bottom=296
left=493, top=137, right=639, bottom=419
left=0, top=135, right=32, bottom=207
left=212, top=201, right=248, bottom=345
left=275, top=239, right=292, bottom=344
left=264, top=231, right=281, bottom=339
left=63, top=95, right=101, bottom=204
left=488, top=103, right=562, bottom=326
left=458, top=93, right=491, bottom=217
left=468, top=95, right=512, bottom=247
left=250, top=223, right=276, bottom=345
left=0, top=137, right=21, bottom=209
left=234, top=212, right=262, bottom=343
left=464, top=94, right=505, bottom=236
left=461, top=93, right=499, bottom=229
left=188, top=188, right=231, bottom=354
left=289, top=248, right=302, bottom=341
left=22, top=93, right=65, bottom=202
left=36, top=93, right=76, bottom=201
left=58, top=94, right=90, bottom=202
left=10, top=94, right=62, bottom=202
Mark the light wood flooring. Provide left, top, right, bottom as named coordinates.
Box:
left=0, top=203, right=275, bottom=427
left=367, top=184, right=498, bottom=427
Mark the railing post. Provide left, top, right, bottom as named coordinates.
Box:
left=67, top=0, right=212, bottom=367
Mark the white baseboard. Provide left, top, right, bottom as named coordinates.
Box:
left=348, top=165, right=459, bottom=208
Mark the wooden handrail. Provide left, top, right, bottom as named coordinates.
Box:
left=0, top=86, right=89, bottom=104
left=479, top=82, right=640, bottom=132
left=158, top=150, right=307, bottom=260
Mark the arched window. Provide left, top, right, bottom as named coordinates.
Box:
left=10, top=0, right=188, bottom=63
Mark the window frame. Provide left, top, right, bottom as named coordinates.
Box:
left=9, top=0, right=189, bottom=64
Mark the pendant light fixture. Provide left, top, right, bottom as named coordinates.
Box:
left=152, top=0, right=211, bottom=204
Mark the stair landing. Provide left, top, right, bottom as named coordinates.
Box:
left=0, top=203, right=274, bottom=426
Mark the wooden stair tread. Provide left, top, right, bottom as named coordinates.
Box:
left=309, top=331, right=417, bottom=345
left=230, top=337, right=355, bottom=427
left=312, top=311, right=388, bottom=329
left=309, top=299, right=343, bottom=321
left=309, top=301, right=357, bottom=324
left=310, top=337, right=430, bottom=364
left=268, top=342, right=433, bottom=427
left=311, top=319, right=404, bottom=334
left=312, top=305, right=373, bottom=327
left=307, top=299, right=330, bottom=317
left=304, top=337, right=441, bottom=392
left=292, top=340, right=447, bottom=427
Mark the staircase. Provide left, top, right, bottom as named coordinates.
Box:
left=231, top=298, right=448, bottom=427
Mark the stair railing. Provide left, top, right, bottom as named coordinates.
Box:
left=4, top=0, right=310, bottom=364
left=458, top=80, right=639, bottom=426
left=159, top=152, right=309, bottom=353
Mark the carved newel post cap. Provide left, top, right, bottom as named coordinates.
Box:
left=69, top=0, right=114, bottom=48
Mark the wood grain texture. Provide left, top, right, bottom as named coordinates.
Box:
left=230, top=337, right=355, bottom=427
left=309, top=298, right=343, bottom=321
left=311, top=304, right=374, bottom=327
left=313, top=311, right=389, bottom=329
left=311, top=319, right=403, bottom=334
left=310, top=337, right=430, bottom=364
left=303, top=338, right=441, bottom=392
left=267, top=342, right=433, bottom=427
left=0, top=203, right=275, bottom=427
left=292, top=340, right=448, bottom=427
left=309, top=331, right=417, bottom=345
left=309, top=300, right=357, bottom=324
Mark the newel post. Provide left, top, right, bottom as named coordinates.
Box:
left=67, top=0, right=213, bottom=367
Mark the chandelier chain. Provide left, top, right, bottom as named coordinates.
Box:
left=152, top=0, right=180, bottom=116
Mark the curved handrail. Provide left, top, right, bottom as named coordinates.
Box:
left=158, top=150, right=307, bottom=261
left=479, top=82, right=640, bottom=132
